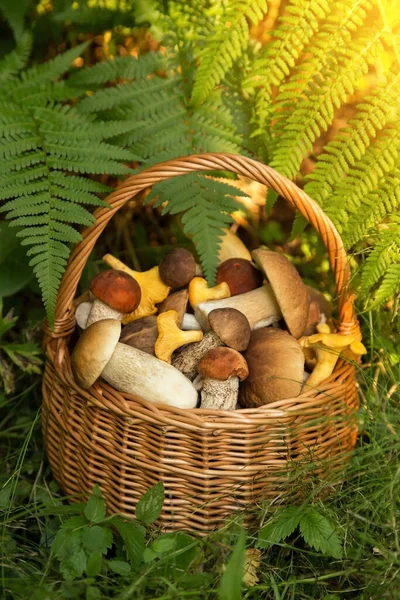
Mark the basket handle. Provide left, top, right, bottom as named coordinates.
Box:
left=52, top=153, right=357, bottom=333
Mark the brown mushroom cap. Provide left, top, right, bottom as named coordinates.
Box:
left=240, top=328, right=304, bottom=407
left=71, top=319, right=121, bottom=389
left=208, top=308, right=251, bottom=351
left=198, top=347, right=249, bottom=381
left=90, top=269, right=141, bottom=313
left=159, top=248, right=196, bottom=288
left=120, top=318, right=158, bottom=355
left=306, top=286, right=333, bottom=317
left=158, top=289, right=188, bottom=327
left=252, top=248, right=309, bottom=338
left=216, top=258, right=263, bottom=296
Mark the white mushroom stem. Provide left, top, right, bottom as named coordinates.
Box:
left=75, top=302, right=92, bottom=329
left=101, top=342, right=198, bottom=408
left=193, top=374, right=204, bottom=391
left=200, top=377, right=238, bottom=410
left=86, top=300, right=123, bottom=327
left=182, top=313, right=202, bottom=331
left=194, top=284, right=282, bottom=330
left=172, top=331, right=221, bottom=380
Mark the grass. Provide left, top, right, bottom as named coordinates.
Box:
left=0, top=295, right=399, bottom=599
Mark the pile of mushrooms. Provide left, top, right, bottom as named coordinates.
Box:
left=71, top=232, right=366, bottom=410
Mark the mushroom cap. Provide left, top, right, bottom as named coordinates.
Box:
left=198, top=347, right=249, bottom=381
left=159, top=248, right=196, bottom=288
left=240, top=328, right=304, bottom=406
left=252, top=248, right=309, bottom=338
left=90, top=270, right=141, bottom=313
left=158, top=289, right=189, bottom=327
left=216, top=258, right=263, bottom=296
left=120, top=319, right=158, bottom=355
left=71, top=319, right=121, bottom=389
left=208, top=308, right=251, bottom=351
left=306, top=286, right=332, bottom=317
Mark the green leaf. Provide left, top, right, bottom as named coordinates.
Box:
left=135, top=482, right=164, bottom=524
left=86, top=552, right=103, bottom=577
left=108, top=559, right=131, bottom=576
left=86, top=586, right=101, bottom=600
left=0, top=221, right=34, bottom=296
left=82, top=525, right=113, bottom=554
left=60, top=548, right=87, bottom=581
left=52, top=528, right=82, bottom=560
left=61, top=515, right=88, bottom=530
left=142, top=547, right=159, bottom=563
left=152, top=534, right=177, bottom=554
left=257, top=506, right=302, bottom=548
left=112, top=517, right=146, bottom=570
left=218, top=529, right=246, bottom=600
left=299, top=507, right=343, bottom=558
left=84, top=485, right=106, bottom=524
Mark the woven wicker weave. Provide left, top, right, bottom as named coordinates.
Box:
left=42, top=153, right=361, bottom=534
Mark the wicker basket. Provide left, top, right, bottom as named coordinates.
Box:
left=42, top=153, right=361, bottom=534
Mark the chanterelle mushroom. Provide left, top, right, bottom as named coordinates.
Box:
left=216, top=258, right=263, bottom=296
left=252, top=248, right=309, bottom=338
left=86, top=269, right=141, bottom=327
left=159, top=248, right=196, bottom=288
left=71, top=319, right=198, bottom=408
left=172, top=307, right=251, bottom=380
left=103, top=254, right=170, bottom=322
left=240, top=328, right=305, bottom=407
left=158, top=289, right=188, bottom=327
left=300, top=329, right=367, bottom=388
left=155, top=310, right=203, bottom=364
left=188, top=277, right=231, bottom=309
left=198, top=347, right=249, bottom=410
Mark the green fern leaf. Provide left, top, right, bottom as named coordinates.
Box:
left=0, top=32, right=32, bottom=83
left=191, top=0, right=267, bottom=105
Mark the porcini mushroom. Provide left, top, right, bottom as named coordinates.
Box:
left=103, top=254, right=170, bottom=322
left=75, top=301, right=92, bottom=329
left=198, top=347, right=249, bottom=410
left=252, top=248, right=309, bottom=338
left=120, top=320, right=158, bottom=355
left=71, top=319, right=198, bottom=408
left=216, top=258, right=263, bottom=296
left=218, top=228, right=252, bottom=263
left=240, top=328, right=305, bottom=407
left=155, top=310, right=203, bottom=364
left=158, top=289, right=188, bottom=327
left=194, top=284, right=281, bottom=331
left=300, top=330, right=367, bottom=388
left=159, top=248, right=196, bottom=288
left=188, top=277, right=231, bottom=309
left=172, top=308, right=251, bottom=380
left=86, top=269, right=141, bottom=327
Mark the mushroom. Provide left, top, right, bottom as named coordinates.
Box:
left=218, top=228, right=252, bottom=263
left=75, top=301, right=92, bottom=329
left=86, top=270, right=142, bottom=327
left=198, top=347, right=249, bottom=410
left=303, top=287, right=332, bottom=336
left=240, top=328, right=305, bottom=407
left=120, top=320, right=158, bottom=355
left=102, top=254, right=170, bottom=322
left=155, top=310, right=203, bottom=364
left=172, top=307, right=251, bottom=380
left=252, top=248, right=309, bottom=338
left=71, top=319, right=198, bottom=408
left=159, top=248, right=197, bottom=288
left=158, top=289, right=188, bottom=327
left=194, top=284, right=281, bottom=331
left=182, top=314, right=202, bottom=331
left=188, top=277, right=231, bottom=309
left=216, top=258, right=263, bottom=296
left=300, top=329, right=367, bottom=388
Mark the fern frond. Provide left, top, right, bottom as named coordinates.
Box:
left=271, top=29, right=386, bottom=177
left=69, top=52, right=166, bottom=86
left=191, top=0, right=267, bottom=105
left=244, top=0, right=331, bottom=130
left=147, top=174, right=243, bottom=282
left=0, top=32, right=32, bottom=83
left=305, top=71, right=400, bottom=203
left=360, top=222, right=400, bottom=306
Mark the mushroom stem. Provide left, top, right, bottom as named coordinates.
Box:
left=305, top=347, right=340, bottom=388
left=75, top=301, right=92, bottom=329
left=172, top=331, right=221, bottom=380
left=182, top=313, right=202, bottom=331
left=200, top=377, right=238, bottom=410
left=86, top=300, right=123, bottom=327
left=194, top=284, right=281, bottom=330
left=101, top=342, right=198, bottom=408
